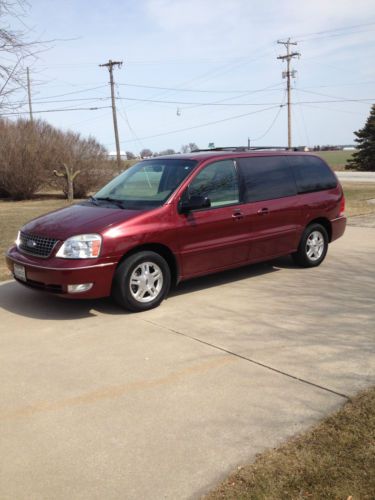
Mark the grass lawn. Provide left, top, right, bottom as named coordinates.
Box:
left=0, top=197, right=71, bottom=281
left=1, top=183, right=374, bottom=281
left=315, top=150, right=354, bottom=171
left=341, top=182, right=375, bottom=216
left=205, top=387, right=375, bottom=500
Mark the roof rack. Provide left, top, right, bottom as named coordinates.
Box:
left=191, top=147, right=250, bottom=152
left=191, top=146, right=298, bottom=152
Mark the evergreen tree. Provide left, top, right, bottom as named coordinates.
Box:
left=346, top=104, right=375, bottom=171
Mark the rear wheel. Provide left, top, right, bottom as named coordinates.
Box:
left=292, top=223, right=328, bottom=268
left=112, top=251, right=171, bottom=312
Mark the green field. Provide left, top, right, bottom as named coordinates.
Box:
left=314, top=150, right=354, bottom=171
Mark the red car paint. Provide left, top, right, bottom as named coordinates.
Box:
left=5, top=151, right=346, bottom=299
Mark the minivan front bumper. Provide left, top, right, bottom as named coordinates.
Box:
left=6, top=246, right=117, bottom=298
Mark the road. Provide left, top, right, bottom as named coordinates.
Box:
left=337, top=171, right=375, bottom=183
left=0, top=225, right=374, bottom=499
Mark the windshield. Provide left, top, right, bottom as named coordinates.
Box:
left=94, top=158, right=198, bottom=209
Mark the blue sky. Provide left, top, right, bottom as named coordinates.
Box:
left=5, top=0, right=375, bottom=154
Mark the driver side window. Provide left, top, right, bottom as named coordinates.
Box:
left=188, top=160, right=239, bottom=208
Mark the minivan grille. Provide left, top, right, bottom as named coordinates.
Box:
left=18, top=231, right=58, bottom=258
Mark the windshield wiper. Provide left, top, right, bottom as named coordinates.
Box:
left=95, top=197, right=125, bottom=209
left=88, top=195, right=99, bottom=205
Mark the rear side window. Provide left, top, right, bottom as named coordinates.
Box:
left=237, top=156, right=297, bottom=203
left=288, top=156, right=337, bottom=193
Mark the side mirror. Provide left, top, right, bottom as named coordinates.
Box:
left=179, top=195, right=211, bottom=213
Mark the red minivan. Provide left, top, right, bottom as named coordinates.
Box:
left=6, top=150, right=346, bottom=311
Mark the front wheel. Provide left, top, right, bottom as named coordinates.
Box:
left=112, top=251, right=171, bottom=312
left=292, top=224, right=329, bottom=268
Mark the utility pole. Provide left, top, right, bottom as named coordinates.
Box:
left=26, top=67, right=33, bottom=123
left=99, top=59, right=123, bottom=168
left=277, top=39, right=300, bottom=149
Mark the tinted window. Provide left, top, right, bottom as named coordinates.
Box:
left=288, top=156, right=337, bottom=193
left=188, top=160, right=239, bottom=207
left=238, top=156, right=296, bottom=202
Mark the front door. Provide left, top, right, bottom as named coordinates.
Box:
left=176, top=159, right=249, bottom=278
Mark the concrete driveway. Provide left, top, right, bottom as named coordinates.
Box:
left=337, top=171, right=375, bottom=183
left=1, top=225, right=374, bottom=499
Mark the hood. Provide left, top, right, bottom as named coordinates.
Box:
left=22, top=203, right=143, bottom=240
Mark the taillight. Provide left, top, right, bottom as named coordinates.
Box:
left=339, top=194, right=345, bottom=217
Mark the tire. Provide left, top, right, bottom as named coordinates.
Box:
left=112, top=251, right=171, bottom=312
left=292, top=223, right=329, bottom=268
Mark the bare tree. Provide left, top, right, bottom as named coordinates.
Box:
left=181, top=143, right=198, bottom=153
left=126, top=151, right=136, bottom=160
left=0, top=1, right=47, bottom=110
left=158, top=149, right=176, bottom=156
left=52, top=132, right=110, bottom=199
left=140, top=148, right=153, bottom=158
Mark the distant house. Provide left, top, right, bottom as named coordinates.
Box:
left=108, top=151, right=127, bottom=159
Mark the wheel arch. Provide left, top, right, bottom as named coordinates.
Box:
left=115, top=243, right=180, bottom=286
left=306, top=217, right=332, bottom=242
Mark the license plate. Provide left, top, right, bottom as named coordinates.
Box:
left=14, top=263, right=26, bottom=281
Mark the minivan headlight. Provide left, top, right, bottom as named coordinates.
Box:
left=56, top=234, right=102, bottom=259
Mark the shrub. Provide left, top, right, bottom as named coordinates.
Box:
left=0, top=118, right=110, bottom=200
left=0, top=119, right=57, bottom=200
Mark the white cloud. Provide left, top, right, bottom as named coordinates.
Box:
left=145, top=0, right=375, bottom=49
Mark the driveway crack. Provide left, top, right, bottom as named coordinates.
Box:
left=141, top=318, right=351, bottom=401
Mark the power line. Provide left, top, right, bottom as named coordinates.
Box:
left=297, top=27, right=375, bottom=43
left=178, top=83, right=284, bottom=112
left=106, top=104, right=282, bottom=145
left=299, top=103, right=364, bottom=116
left=6, top=95, right=374, bottom=112
left=117, top=81, right=283, bottom=94
left=124, top=46, right=273, bottom=113
left=3, top=82, right=282, bottom=107
left=292, top=87, right=310, bottom=147
left=30, top=85, right=108, bottom=102
left=251, top=93, right=286, bottom=142
left=294, top=87, right=371, bottom=103
left=1, top=105, right=112, bottom=116
left=115, top=84, right=145, bottom=150
left=293, top=21, right=375, bottom=41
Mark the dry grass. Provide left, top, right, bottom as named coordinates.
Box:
left=0, top=197, right=71, bottom=281
left=341, top=182, right=375, bottom=216
left=205, top=387, right=375, bottom=500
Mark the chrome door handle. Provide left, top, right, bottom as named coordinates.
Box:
left=232, top=210, right=244, bottom=220
left=257, top=207, right=269, bottom=215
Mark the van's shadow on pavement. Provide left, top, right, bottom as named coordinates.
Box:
left=0, top=256, right=292, bottom=321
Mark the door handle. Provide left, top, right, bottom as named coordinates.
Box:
left=257, top=207, right=269, bottom=215
left=232, top=210, right=244, bottom=220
